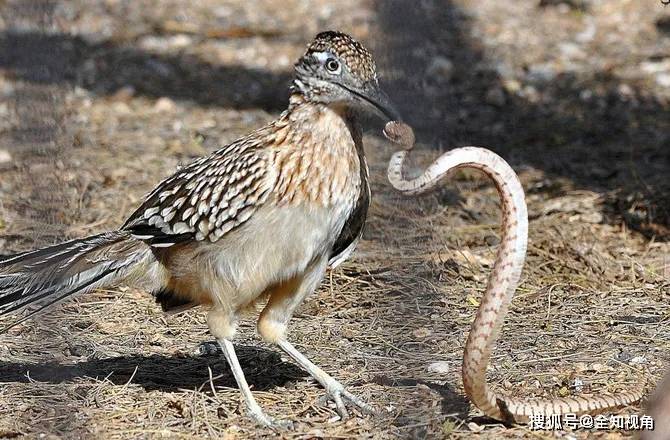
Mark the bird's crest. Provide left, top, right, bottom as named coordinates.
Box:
left=301, top=31, right=377, bottom=82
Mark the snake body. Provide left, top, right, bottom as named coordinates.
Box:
left=383, top=121, right=642, bottom=423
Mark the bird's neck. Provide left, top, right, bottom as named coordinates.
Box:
left=271, top=93, right=363, bottom=206
left=286, top=92, right=355, bottom=126
left=283, top=93, right=358, bottom=141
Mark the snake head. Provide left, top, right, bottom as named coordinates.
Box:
left=383, top=121, right=415, bottom=151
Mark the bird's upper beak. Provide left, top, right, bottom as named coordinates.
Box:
left=359, top=82, right=402, bottom=122
left=338, top=80, right=402, bottom=122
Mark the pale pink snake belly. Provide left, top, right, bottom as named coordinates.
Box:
left=383, top=121, right=643, bottom=423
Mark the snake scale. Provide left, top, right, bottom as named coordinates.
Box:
left=383, top=121, right=643, bottom=424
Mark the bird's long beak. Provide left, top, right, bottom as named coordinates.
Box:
left=360, top=83, right=402, bottom=122
left=338, top=81, right=402, bottom=122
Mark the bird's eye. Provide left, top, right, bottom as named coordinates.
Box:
left=325, top=58, right=340, bottom=73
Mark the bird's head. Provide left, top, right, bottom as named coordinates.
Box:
left=291, top=31, right=400, bottom=121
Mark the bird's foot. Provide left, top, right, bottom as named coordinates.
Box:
left=322, top=378, right=375, bottom=419
left=249, top=410, right=293, bottom=429
left=276, top=340, right=376, bottom=420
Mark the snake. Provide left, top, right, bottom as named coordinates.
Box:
left=383, top=121, right=643, bottom=423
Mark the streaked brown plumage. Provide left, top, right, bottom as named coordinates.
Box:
left=0, top=31, right=398, bottom=427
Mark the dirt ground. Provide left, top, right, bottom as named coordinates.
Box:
left=0, top=0, right=669, bottom=438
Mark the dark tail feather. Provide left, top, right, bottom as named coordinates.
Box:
left=0, top=231, right=147, bottom=330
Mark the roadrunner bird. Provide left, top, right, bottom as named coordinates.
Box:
left=0, top=31, right=399, bottom=426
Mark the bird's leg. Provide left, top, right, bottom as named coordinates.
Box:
left=208, top=309, right=288, bottom=428
left=257, top=258, right=373, bottom=419
left=277, top=339, right=374, bottom=418
left=217, top=338, right=279, bottom=427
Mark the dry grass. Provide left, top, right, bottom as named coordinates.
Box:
left=0, top=0, right=669, bottom=438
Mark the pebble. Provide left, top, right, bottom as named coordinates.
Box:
left=558, top=42, right=586, bottom=60
left=112, top=101, right=131, bottom=115
left=617, top=83, right=633, bottom=98
left=580, top=89, right=593, bottom=101
left=427, top=361, right=450, bottom=374
left=640, top=59, right=670, bottom=74
left=630, top=356, right=647, bottom=365
left=168, top=34, right=193, bottom=49
left=0, top=149, right=11, bottom=164
left=502, top=79, right=522, bottom=94
left=656, top=73, right=670, bottom=88
left=154, top=97, right=177, bottom=112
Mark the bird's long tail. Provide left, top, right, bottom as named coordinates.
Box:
left=0, top=231, right=149, bottom=329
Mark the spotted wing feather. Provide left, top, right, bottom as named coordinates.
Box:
left=123, top=136, right=273, bottom=247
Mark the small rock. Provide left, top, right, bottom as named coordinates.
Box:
left=112, top=101, right=132, bottom=115
left=640, top=59, right=670, bottom=74
left=656, top=73, right=670, bottom=88
left=502, top=79, right=521, bottom=94
left=168, top=34, right=193, bottom=49
left=558, top=42, right=586, bottom=60
left=154, top=97, right=177, bottom=112
left=427, top=361, right=450, bottom=374
left=630, top=356, right=647, bottom=365
left=617, top=83, right=634, bottom=98
left=0, top=149, right=11, bottom=164
left=427, top=56, right=454, bottom=81
left=580, top=89, right=593, bottom=101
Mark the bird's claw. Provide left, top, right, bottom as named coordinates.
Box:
left=325, top=383, right=375, bottom=419
left=249, top=411, right=293, bottom=429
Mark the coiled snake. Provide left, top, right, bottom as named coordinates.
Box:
left=383, top=121, right=643, bottom=423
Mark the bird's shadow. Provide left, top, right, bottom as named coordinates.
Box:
left=0, top=344, right=307, bottom=392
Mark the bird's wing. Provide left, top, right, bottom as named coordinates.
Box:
left=329, top=154, right=369, bottom=267
left=123, top=135, right=275, bottom=247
